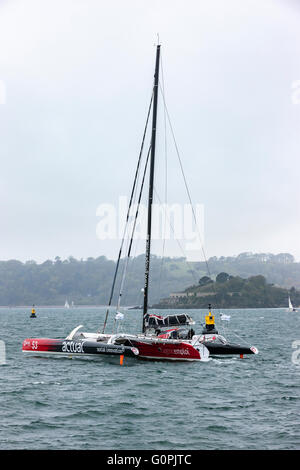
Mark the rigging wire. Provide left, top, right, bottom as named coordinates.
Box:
left=127, top=147, right=151, bottom=260
left=153, top=187, right=199, bottom=287
left=100, top=93, right=153, bottom=333
left=115, top=145, right=151, bottom=315
left=158, top=82, right=221, bottom=313
left=127, top=210, right=146, bottom=310
left=158, top=84, right=210, bottom=275
left=157, top=53, right=168, bottom=301
left=104, top=49, right=220, bottom=331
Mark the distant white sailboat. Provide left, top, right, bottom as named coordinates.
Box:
left=64, top=299, right=70, bottom=309
left=287, top=296, right=297, bottom=312
left=220, top=313, right=231, bottom=321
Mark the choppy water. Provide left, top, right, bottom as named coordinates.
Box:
left=0, top=307, right=299, bottom=450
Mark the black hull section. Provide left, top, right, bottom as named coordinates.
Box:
left=203, top=342, right=256, bottom=355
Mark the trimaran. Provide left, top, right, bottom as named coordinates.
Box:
left=22, top=44, right=258, bottom=362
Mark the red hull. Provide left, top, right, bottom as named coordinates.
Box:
left=130, top=339, right=202, bottom=361
left=22, top=337, right=207, bottom=361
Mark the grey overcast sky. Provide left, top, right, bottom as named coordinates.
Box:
left=0, top=0, right=300, bottom=263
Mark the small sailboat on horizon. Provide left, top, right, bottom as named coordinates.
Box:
left=220, top=312, right=231, bottom=321
left=287, top=296, right=297, bottom=312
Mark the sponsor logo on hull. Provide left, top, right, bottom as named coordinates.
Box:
left=62, top=341, right=84, bottom=353
left=133, top=341, right=201, bottom=361
left=96, top=345, right=125, bottom=354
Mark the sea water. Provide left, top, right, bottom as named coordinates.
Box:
left=0, top=307, right=299, bottom=450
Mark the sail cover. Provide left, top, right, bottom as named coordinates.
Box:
left=144, top=313, right=195, bottom=329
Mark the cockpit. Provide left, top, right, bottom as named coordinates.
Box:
left=157, top=327, right=195, bottom=340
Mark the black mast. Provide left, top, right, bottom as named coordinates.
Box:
left=143, top=44, right=161, bottom=333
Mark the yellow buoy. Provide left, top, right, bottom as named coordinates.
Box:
left=30, top=305, right=37, bottom=318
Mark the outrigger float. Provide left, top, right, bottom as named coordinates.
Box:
left=190, top=305, right=258, bottom=357
left=22, top=325, right=140, bottom=361
left=131, top=306, right=258, bottom=357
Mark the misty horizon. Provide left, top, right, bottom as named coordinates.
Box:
left=1, top=1, right=299, bottom=264
left=1, top=250, right=297, bottom=265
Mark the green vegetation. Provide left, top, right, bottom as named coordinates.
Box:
left=155, top=273, right=300, bottom=309
left=0, top=252, right=299, bottom=306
